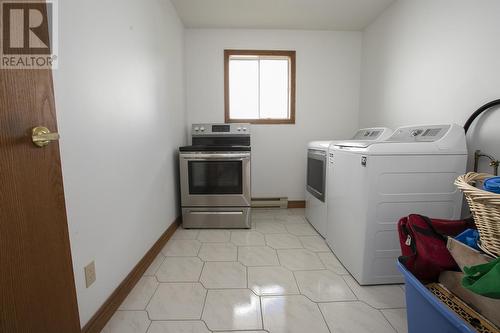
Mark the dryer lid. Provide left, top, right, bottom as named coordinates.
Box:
left=308, top=140, right=335, bottom=150
left=334, top=141, right=377, bottom=149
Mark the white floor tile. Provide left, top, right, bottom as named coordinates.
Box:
left=143, top=252, right=165, bottom=276
left=155, top=257, right=203, bottom=282
left=285, top=223, right=318, bottom=236
left=202, top=289, right=262, bottom=331
left=262, top=295, right=330, bottom=333
left=382, top=308, right=408, bottom=333
left=251, top=216, right=275, bottom=223
left=172, top=228, right=199, bottom=240
left=109, top=209, right=408, bottom=333
left=265, top=234, right=303, bottom=249
left=231, top=231, right=266, bottom=246
left=119, top=276, right=158, bottom=310
left=343, top=275, right=406, bottom=309
left=162, top=239, right=201, bottom=257
left=101, top=311, right=150, bottom=333
left=320, top=301, right=397, bottom=333
left=299, top=236, right=330, bottom=252
left=238, top=246, right=279, bottom=266
left=287, top=208, right=305, bottom=216
left=317, top=251, right=350, bottom=275
left=275, top=215, right=307, bottom=224
left=218, top=331, right=267, bottom=333
left=294, top=270, right=356, bottom=302
left=251, top=209, right=277, bottom=218
left=197, top=230, right=231, bottom=243
left=277, top=249, right=325, bottom=270
left=198, top=243, right=237, bottom=261
left=146, top=283, right=206, bottom=320
left=269, top=209, right=290, bottom=217
left=248, top=266, right=299, bottom=296
left=255, top=221, right=287, bottom=234
left=146, top=321, right=210, bottom=333
left=200, top=262, right=247, bottom=289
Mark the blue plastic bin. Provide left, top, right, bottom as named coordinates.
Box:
left=397, top=261, right=476, bottom=333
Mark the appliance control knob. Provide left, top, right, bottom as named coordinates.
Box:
left=410, top=129, right=423, bottom=137
left=237, top=127, right=242, bottom=131
left=200, top=127, right=205, bottom=132
left=243, top=127, right=247, bottom=131
left=194, top=127, right=199, bottom=131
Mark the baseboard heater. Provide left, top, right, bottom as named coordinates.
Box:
left=251, top=197, right=288, bottom=208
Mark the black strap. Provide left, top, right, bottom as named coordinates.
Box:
left=412, top=225, right=446, bottom=240
left=417, top=215, right=447, bottom=242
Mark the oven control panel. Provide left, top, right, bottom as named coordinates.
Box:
left=192, top=123, right=251, bottom=136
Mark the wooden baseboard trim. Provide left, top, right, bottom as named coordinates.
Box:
left=288, top=200, right=305, bottom=208
left=82, top=216, right=181, bottom=333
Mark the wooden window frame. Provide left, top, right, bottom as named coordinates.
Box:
left=224, top=49, right=296, bottom=125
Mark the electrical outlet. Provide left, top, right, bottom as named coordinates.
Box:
left=84, top=261, right=96, bottom=288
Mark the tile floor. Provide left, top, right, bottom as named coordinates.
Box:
left=102, top=208, right=408, bottom=333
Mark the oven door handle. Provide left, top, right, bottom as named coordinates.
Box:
left=181, top=153, right=250, bottom=160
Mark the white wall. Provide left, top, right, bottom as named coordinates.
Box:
left=360, top=0, right=500, bottom=174
left=53, top=0, right=185, bottom=326
left=185, top=29, right=362, bottom=199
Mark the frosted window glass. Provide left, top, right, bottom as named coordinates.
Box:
left=229, top=59, right=259, bottom=119
left=260, top=59, right=289, bottom=119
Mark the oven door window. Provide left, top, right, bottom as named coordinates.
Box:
left=188, top=161, right=243, bottom=195
left=307, top=157, right=325, bottom=201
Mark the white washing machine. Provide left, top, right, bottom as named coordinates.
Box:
left=327, top=124, right=467, bottom=285
left=305, top=128, right=393, bottom=237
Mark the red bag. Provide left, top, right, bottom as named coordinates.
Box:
left=398, top=214, right=474, bottom=281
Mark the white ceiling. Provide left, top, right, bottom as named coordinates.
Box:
left=171, top=0, right=395, bottom=31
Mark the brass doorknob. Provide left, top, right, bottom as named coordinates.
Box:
left=32, top=126, right=60, bottom=147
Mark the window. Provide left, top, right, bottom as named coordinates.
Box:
left=224, top=50, right=296, bottom=124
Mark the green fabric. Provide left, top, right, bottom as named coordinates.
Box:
left=462, top=258, right=500, bottom=299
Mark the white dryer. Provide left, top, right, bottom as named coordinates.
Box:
left=305, top=128, right=393, bottom=237
left=327, top=124, right=467, bottom=285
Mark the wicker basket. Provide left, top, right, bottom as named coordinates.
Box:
left=455, top=172, right=500, bottom=257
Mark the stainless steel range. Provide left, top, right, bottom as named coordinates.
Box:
left=179, top=123, right=251, bottom=228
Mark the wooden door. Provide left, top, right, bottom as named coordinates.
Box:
left=0, top=2, right=81, bottom=332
